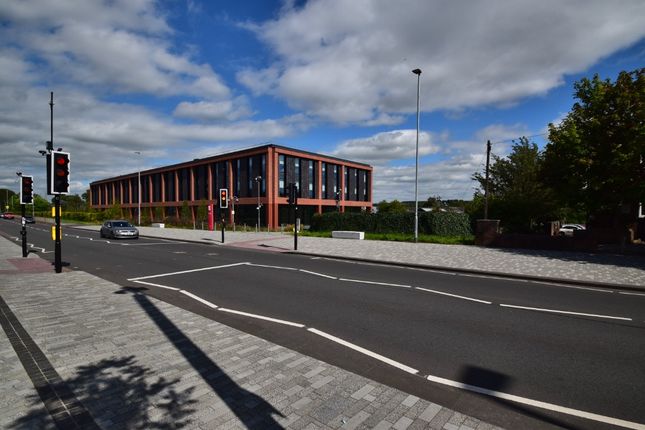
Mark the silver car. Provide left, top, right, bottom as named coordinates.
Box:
left=100, top=220, right=139, bottom=239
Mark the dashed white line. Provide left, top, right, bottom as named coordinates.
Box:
left=339, top=278, right=412, bottom=289
left=618, top=291, right=645, bottom=297
left=415, top=287, right=492, bottom=305
left=299, top=269, right=337, bottom=279
left=499, top=304, right=632, bottom=321
left=130, top=280, right=180, bottom=291
left=425, top=374, right=645, bottom=430
left=307, top=328, right=419, bottom=374
left=179, top=290, right=218, bottom=308
left=218, top=308, right=305, bottom=327
left=247, top=263, right=298, bottom=271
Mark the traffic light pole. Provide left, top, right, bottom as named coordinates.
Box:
left=294, top=205, right=298, bottom=251
left=21, top=204, right=27, bottom=258
left=54, top=195, right=62, bottom=273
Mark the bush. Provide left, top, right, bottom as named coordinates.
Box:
left=310, top=211, right=471, bottom=236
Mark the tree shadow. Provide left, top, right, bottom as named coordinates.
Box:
left=128, top=289, right=285, bottom=429
left=490, top=246, right=645, bottom=272
left=9, top=355, right=197, bottom=430
left=458, top=365, right=586, bottom=430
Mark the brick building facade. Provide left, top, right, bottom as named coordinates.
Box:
left=89, top=144, right=372, bottom=229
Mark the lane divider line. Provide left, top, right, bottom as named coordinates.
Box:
left=618, top=291, right=645, bottom=297
left=127, top=262, right=250, bottom=281
left=218, top=308, right=305, bottom=327
left=499, top=304, right=632, bottom=321
left=425, top=374, right=645, bottom=430
left=307, top=328, right=419, bottom=375
left=415, top=287, right=492, bottom=304
left=339, top=278, right=412, bottom=289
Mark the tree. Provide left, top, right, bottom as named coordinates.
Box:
left=33, top=195, right=50, bottom=212
left=472, top=137, right=558, bottom=232
left=376, top=200, right=408, bottom=214
left=543, top=68, right=644, bottom=223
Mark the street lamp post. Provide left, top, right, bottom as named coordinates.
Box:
left=134, top=151, right=141, bottom=226
left=255, top=176, right=262, bottom=232
left=412, top=68, right=422, bottom=243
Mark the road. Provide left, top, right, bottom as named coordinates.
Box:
left=2, top=219, right=644, bottom=430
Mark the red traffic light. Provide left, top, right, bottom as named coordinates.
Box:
left=219, top=188, right=228, bottom=208
left=50, top=151, right=70, bottom=194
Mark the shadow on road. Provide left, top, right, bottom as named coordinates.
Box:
left=9, top=355, right=196, bottom=430
left=459, top=365, right=585, bottom=430
left=127, top=288, right=285, bottom=429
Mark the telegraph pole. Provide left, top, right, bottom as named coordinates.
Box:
left=484, top=139, right=491, bottom=220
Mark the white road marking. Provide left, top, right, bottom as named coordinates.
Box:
left=618, top=291, right=645, bottom=297
left=307, top=328, right=419, bottom=374
left=131, top=280, right=181, bottom=291
left=179, top=290, right=218, bottom=308
left=247, top=263, right=298, bottom=271
left=299, top=269, right=337, bottom=279
left=499, top=304, right=632, bottom=321
left=415, top=287, right=492, bottom=305
left=127, top=262, right=250, bottom=281
left=540, top=283, right=614, bottom=293
left=173, top=251, right=187, bottom=254
left=339, top=278, right=412, bottom=289
left=218, top=308, right=305, bottom=327
left=425, top=374, right=645, bottom=430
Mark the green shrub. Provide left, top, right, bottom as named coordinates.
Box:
left=310, top=211, right=471, bottom=236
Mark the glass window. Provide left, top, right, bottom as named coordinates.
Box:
left=279, top=155, right=285, bottom=196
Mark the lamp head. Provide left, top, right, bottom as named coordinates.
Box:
left=412, top=68, right=422, bottom=75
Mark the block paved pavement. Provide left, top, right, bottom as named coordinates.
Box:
left=0, top=236, right=504, bottom=430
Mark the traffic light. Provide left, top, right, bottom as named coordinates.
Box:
left=50, top=151, right=70, bottom=194
left=20, top=175, right=33, bottom=204
left=219, top=188, right=228, bottom=208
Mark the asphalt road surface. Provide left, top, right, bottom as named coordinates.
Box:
left=2, top=219, right=644, bottom=430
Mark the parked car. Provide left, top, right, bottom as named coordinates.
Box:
left=100, top=220, right=139, bottom=239
left=1, top=212, right=15, bottom=219
left=559, top=224, right=585, bottom=237
left=24, top=216, right=35, bottom=224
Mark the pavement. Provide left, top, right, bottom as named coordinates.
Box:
left=1, top=225, right=644, bottom=430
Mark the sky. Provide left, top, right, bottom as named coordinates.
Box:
left=1, top=0, right=644, bottom=203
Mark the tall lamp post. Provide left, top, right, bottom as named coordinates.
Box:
left=255, top=176, right=262, bottom=232
left=134, top=151, right=141, bottom=225
left=412, top=68, right=422, bottom=243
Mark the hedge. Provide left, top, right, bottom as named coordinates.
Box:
left=310, top=211, right=471, bottom=236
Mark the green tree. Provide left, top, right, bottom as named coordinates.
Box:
left=376, top=200, right=409, bottom=214
left=180, top=201, right=192, bottom=227
left=57, top=194, right=85, bottom=212
left=196, top=200, right=208, bottom=229
left=473, top=137, right=558, bottom=232
left=33, top=195, right=50, bottom=212
left=543, top=68, right=644, bottom=221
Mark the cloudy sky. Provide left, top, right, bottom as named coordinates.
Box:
left=1, top=0, right=643, bottom=202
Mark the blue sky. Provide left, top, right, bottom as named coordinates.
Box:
left=1, top=0, right=644, bottom=202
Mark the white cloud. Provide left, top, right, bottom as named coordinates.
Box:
left=332, top=130, right=438, bottom=165
left=173, top=98, right=253, bottom=121
left=0, top=87, right=298, bottom=196
left=0, top=0, right=229, bottom=98
left=240, top=0, right=645, bottom=124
